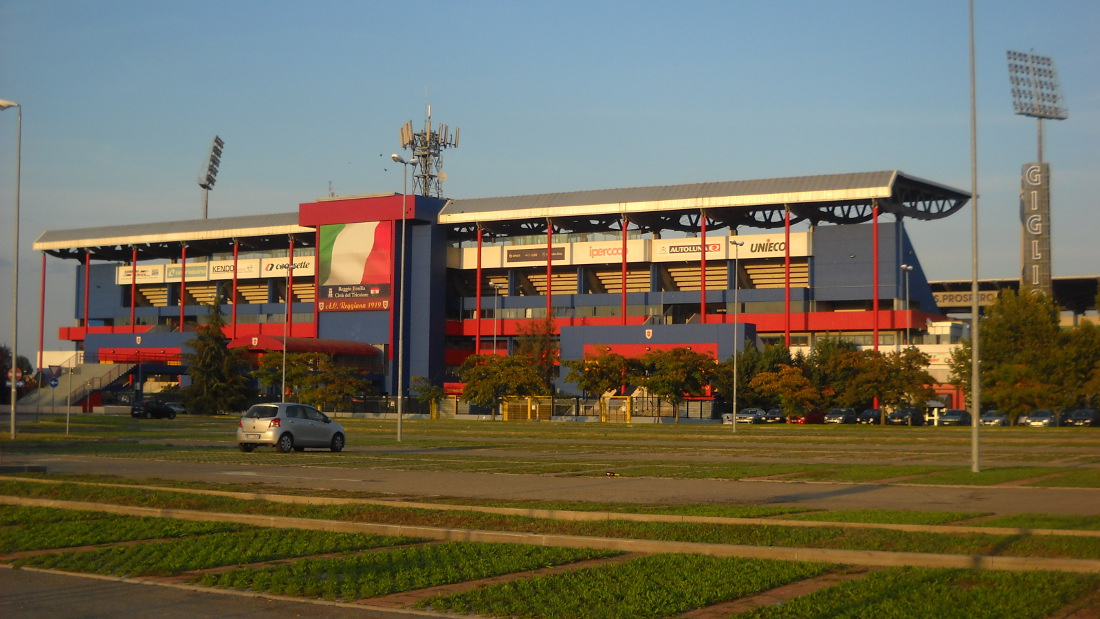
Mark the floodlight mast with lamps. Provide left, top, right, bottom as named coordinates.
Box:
left=391, top=153, right=418, bottom=442
left=0, top=99, right=21, bottom=439
left=731, top=239, right=744, bottom=434
left=1007, top=51, right=1068, bottom=163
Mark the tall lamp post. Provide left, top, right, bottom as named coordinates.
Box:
left=731, top=239, right=744, bottom=433
left=1, top=99, right=21, bottom=440
left=900, top=264, right=913, bottom=346
left=391, top=154, right=417, bottom=442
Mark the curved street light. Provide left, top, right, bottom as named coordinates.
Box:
left=1, top=99, right=21, bottom=439
left=391, top=154, right=418, bottom=441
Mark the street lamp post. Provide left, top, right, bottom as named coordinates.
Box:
left=391, top=154, right=417, bottom=442
left=1, top=99, right=21, bottom=440
left=900, top=264, right=913, bottom=346
left=730, top=239, right=744, bottom=433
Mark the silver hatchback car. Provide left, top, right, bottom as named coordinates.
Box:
left=237, top=402, right=346, bottom=453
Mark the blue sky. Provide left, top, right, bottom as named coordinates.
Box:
left=1, top=0, right=1097, bottom=353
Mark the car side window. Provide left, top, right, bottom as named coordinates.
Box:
left=285, top=407, right=301, bottom=419
left=305, top=407, right=325, bottom=422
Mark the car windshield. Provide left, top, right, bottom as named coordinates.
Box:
left=244, top=405, right=278, bottom=419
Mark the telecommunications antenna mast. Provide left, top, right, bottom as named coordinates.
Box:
left=398, top=105, right=459, bottom=197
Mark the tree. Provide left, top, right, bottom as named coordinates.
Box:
left=514, top=316, right=560, bottom=393
left=254, top=352, right=372, bottom=410
left=182, top=303, right=255, bottom=414
left=749, top=364, right=819, bottom=418
left=949, top=290, right=1073, bottom=416
left=806, top=337, right=862, bottom=408
left=563, top=352, right=637, bottom=419
left=458, top=354, right=546, bottom=414
left=411, top=375, right=446, bottom=417
left=633, top=348, right=714, bottom=423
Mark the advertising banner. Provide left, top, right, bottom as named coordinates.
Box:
left=114, top=264, right=165, bottom=285
left=571, top=239, right=648, bottom=265
left=504, top=245, right=569, bottom=266
left=316, top=221, right=392, bottom=312
left=651, top=238, right=727, bottom=262
left=165, top=263, right=211, bottom=283
left=208, top=258, right=261, bottom=280
left=1020, top=163, right=1052, bottom=295
left=260, top=255, right=316, bottom=278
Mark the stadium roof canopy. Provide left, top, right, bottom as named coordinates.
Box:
left=438, top=170, right=970, bottom=241
left=34, top=212, right=312, bottom=262
left=33, top=170, right=969, bottom=260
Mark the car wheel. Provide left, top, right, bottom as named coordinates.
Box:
left=276, top=433, right=294, bottom=453
left=144, top=411, right=151, bottom=419
left=168, top=412, right=176, bottom=420
left=330, top=433, right=345, bottom=453
left=239, top=443, right=255, bottom=453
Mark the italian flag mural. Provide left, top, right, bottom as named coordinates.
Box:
left=316, top=221, right=393, bottom=311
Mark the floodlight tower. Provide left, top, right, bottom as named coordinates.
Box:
left=1007, top=51, right=1067, bottom=297
left=398, top=105, right=459, bottom=198
left=197, top=135, right=225, bottom=219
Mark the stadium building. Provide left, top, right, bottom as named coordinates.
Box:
left=32, top=169, right=975, bottom=412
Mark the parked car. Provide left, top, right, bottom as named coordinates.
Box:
left=735, top=408, right=766, bottom=424
left=131, top=400, right=177, bottom=419
left=979, top=410, right=1008, bottom=426
left=938, top=409, right=971, bottom=426
left=1022, top=409, right=1058, bottom=427
left=164, top=401, right=187, bottom=416
left=237, top=402, right=346, bottom=453
left=759, top=408, right=787, bottom=424
left=857, top=409, right=881, bottom=425
left=885, top=407, right=923, bottom=426
left=792, top=409, right=825, bottom=424
left=1066, top=409, right=1098, bottom=427
left=824, top=408, right=857, bottom=424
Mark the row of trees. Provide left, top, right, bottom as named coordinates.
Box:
left=948, top=289, right=1100, bottom=417
left=450, top=316, right=936, bottom=419
left=181, top=303, right=375, bottom=414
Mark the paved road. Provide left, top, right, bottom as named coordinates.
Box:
left=12, top=452, right=1100, bottom=516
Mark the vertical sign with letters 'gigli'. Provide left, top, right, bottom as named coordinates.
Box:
left=1020, top=163, right=1052, bottom=296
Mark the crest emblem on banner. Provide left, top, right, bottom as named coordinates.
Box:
left=645, top=329, right=653, bottom=339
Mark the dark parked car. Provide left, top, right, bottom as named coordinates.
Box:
left=734, top=408, right=766, bottom=424
left=131, top=400, right=177, bottom=419
left=1066, top=409, right=1098, bottom=427
left=885, top=407, right=923, bottom=426
left=857, top=409, right=881, bottom=424
left=1022, top=409, right=1058, bottom=427
left=824, top=408, right=857, bottom=424
left=979, top=411, right=1008, bottom=426
left=938, top=409, right=971, bottom=426
left=759, top=408, right=787, bottom=424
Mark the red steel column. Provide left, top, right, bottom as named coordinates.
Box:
left=546, top=220, right=553, bottom=320
left=784, top=205, right=791, bottom=347
left=231, top=239, right=239, bottom=338
left=37, top=252, right=45, bottom=375
left=621, top=215, right=628, bottom=325
left=475, top=228, right=483, bottom=355
left=179, top=244, right=187, bottom=331
left=312, top=231, right=319, bottom=338
left=700, top=210, right=707, bottom=324
left=286, top=237, right=295, bottom=338
left=130, top=246, right=137, bottom=333
left=873, top=200, right=880, bottom=352
left=83, top=251, right=90, bottom=332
